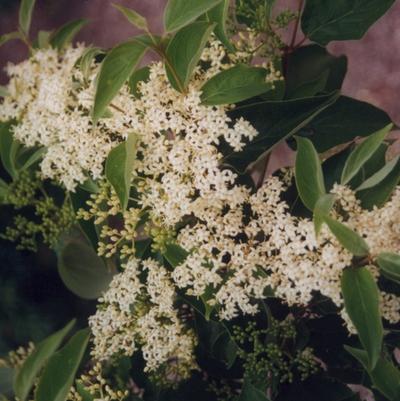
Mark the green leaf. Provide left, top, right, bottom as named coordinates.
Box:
left=36, top=30, right=52, bottom=48
left=105, top=133, right=138, bottom=210
left=345, top=346, right=400, bottom=401
left=238, top=380, right=270, bottom=401
left=113, top=3, right=148, bottom=30
left=0, top=85, right=9, bottom=98
left=166, top=21, right=215, bottom=92
left=0, top=178, right=9, bottom=203
left=164, top=0, right=222, bottom=32
left=356, top=156, right=399, bottom=191
left=18, top=147, right=46, bottom=171
left=225, top=92, right=339, bottom=172
left=301, top=0, right=395, bottom=46
left=295, top=137, right=326, bottom=211
left=298, top=96, right=391, bottom=153
left=57, top=236, right=113, bottom=300
left=19, top=0, right=36, bottom=35
left=77, top=47, right=103, bottom=81
left=0, top=31, right=21, bottom=48
left=206, top=0, right=235, bottom=51
left=341, top=267, right=383, bottom=369
left=163, top=243, right=189, bottom=267
left=14, top=320, right=75, bottom=401
left=377, top=252, right=400, bottom=284
left=341, top=124, right=392, bottom=185
left=0, top=121, right=18, bottom=179
left=93, top=38, right=148, bottom=121
left=128, top=66, right=150, bottom=97
left=324, top=216, right=369, bottom=257
left=200, top=64, right=273, bottom=105
left=313, top=193, right=335, bottom=236
left=50, top=19, right=88, bottom=50
left=35, top=328, right=90, bottom=401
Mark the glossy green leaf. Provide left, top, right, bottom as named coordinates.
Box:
left=50, top=19, right=88, bottom=49
left=0, top=121, right=18, bottom=179
left=35, top=328, right=90, bottom=401
left=341, top=267, right=383, bottom=369
left=200, top=64, right=273, bottom=105
left=14, top=320, right=75, bottom=401
left=0, top=31, right=21, bottom=48
left=324, top=216, right=369, bottom=257
left=238, top=380, right=270, bottom=401
left=345, top=346, right=400, bottom=401
left=225, top=92, right=338, bottom=172
left=163, top=243, right=189, bottom=267
left=206, top=0, right=234, bottom=51
left=164, top=0, right=222, bottom=32
left=105, top=133, right=138, bottom=210
left=19, top=0, right=35, bottom=35
left=356, top=156, right=400, bottom=191
left=113, top=3, right=148, bottom=30
left=295, top=137, right=326, bottom=211
left=313, top=193, right=335, bottom=236
left=377, top=252, right=400, bottom=284
left=341, top=124, right=392, bottom=185
left=298, top=96, right=391, bottom=153
left=77, top=47, right=103, bottom=81
left=166, top=21, right=215, bottom=91
left=57, top=237, right=113, bottom=299
left=93, top=38, right=148, bottom=121
left=302, top=0, right=395, bottom=45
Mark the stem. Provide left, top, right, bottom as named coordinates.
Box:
left=289, top=0, right=304, bottom=50
left=257, top=153, right=271, bottom=189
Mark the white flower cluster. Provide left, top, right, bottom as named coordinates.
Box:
left=89, top=258, right=197, bottom=379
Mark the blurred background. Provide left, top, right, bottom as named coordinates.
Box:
left=0, top=0, right=399, bottom=354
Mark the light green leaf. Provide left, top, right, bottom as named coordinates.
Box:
left=77, top=47, right=103, bottom=81
left=206, top=0, right=234, bottom=51
left=166, top=21, right=215, bottom=92
left=356, top=156, right=400, bottom=191
left=164, top=0, right=222, bottom=32
left=324, top=216, right=369, bottom=257
left=0, top=31, right=21, bottom=48
left=35, top=328, right=90, bottom=401
left=14, top=320, right=75, bottom=401
left=19, top=0, right=36, bottom=35
left=57, top=237, right=113, bottom=299
left=200, top=64, right=273, bottom=105
left=341, top=267, right=383, bottom=370
left=93, top=37, right=148, bottom=121
left=345, top=346, right=400, bottom=401
left=0, top=85, right=9, bottom=98
left=341, top=124, right=392, bottom=184
left=113, top=3, right=148, bottom=30
left=295, top=136, right=326, bottom=211
left=163, top=243, right=189, bottom=267
left=238, top=380, right=270, bottom=401
left=105, top=133, right=138, bottom=210
left=377, top=252, right=400, bottom=284
left=50, top=19, right=88, bottom=50
left=313, top=194, right=335, bottom=236
left=301, top=0, right=395, bottom=46
left=36, top=30, right=52, bottom=48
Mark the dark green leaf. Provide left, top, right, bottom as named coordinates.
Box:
left=105, top=133, right=138, bottom=210
left=299, top=96, right=391, bottom=153
left=113, top=3, right=148, bottom=30
left=0, top=367, right=14, bottom=397
left=50, top=19, right=88, bottom=50
left=164, top=0, right=222, bottom=32
left=0, top=178, right=9, bottom=203
left=341, top=124, right=392, bottom=185
left=18, top=147, right=46, bottom=171
left=200, top=64, right=274, bottom=105
left=0, top=31, right=21, bottom=48
left=313, top=193, right=335, bottom=236
left=163, top=243, right=189, bottom=267
left=295, top=136, right=326, bottom=211
left=341, top=267, right=383, bottom=369
left=345, top=346, right=400, bottom=401
left=206, top=0, right=235, bottom=51
left=324, top=216, right=369, bottom=257
left=19, top=0, right=35, bottom=35
left=128, top=66, right=150, bottom=97
left=14, top=320, right=75, bottom=401
left=93, top=38, right=148, bottom=121
left=225, top=92, right=339, bottom=173
left=377, top=252, right=400, bottom=284
left=135, top=238, right=152, bottom=259
left=301, top=0, right=395, bottom=45
left=166, top=21, right=215, bottom=91
left=35, top=328, right=90, bottom=401
left=57, top=237, right=112, bottom=300
left=0, top=121, right=18, bottom=179
left=238, top=380, right=270, bottom=401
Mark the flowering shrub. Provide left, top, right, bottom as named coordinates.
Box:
left=1, top=0, right=400, bottom=400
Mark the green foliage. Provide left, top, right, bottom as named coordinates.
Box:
left=377, top=252, right=400, bottom=284
left=238, top=380, right=270, bottom=401
left=166, top=21, right=215, bottom=92
left=35, top=328, right=90, bottom=401
left=206, top=0, right=234, bottom=51
left=294, top=137, right=325, bottom=211
left=14, top=320, right=75, bottom=401
left=105, top=133, right=138, bottom=210
left=113, top=3, right=148, bottom=30
left=302, top=0, right=395, bottom=45
left=50, top=19, right=88, bottom=50
left=18, top=0, right=35, bottom=36
left=0, top=32, right=21, bottom=48
left=341, top=268, right=383, bottom=370
left=313, top=194, right=335, bottom=236
left=76, top=47, right=104, bottom=81
left=164, top=0, right=222, bottom=32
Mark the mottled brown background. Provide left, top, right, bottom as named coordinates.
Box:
left=0, top=0, right=399, bottom=123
